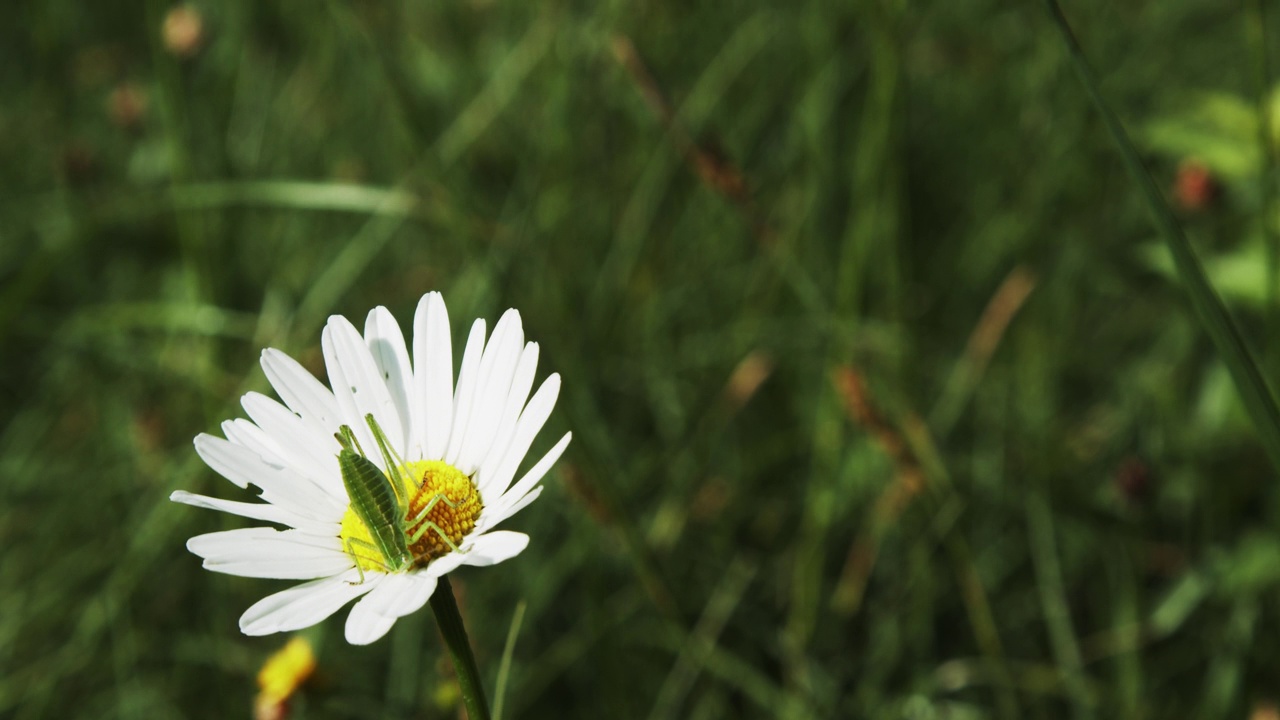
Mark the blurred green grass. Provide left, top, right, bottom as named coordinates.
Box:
left=4, top=0, right=1280, bottom=718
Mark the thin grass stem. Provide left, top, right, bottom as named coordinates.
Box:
left=1026, top=492, right=1095, bottom=719
left=491, top=601, right=527, bottom=720
left=1246, top=0, right=1280, bottom=359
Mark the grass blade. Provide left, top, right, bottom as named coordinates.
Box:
left=491, top=600, right=526, bottom=720
left=1044, top=0, right=1280, bottom=475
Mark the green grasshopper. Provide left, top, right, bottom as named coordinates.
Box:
left=336, top=414, right=463, bottom=582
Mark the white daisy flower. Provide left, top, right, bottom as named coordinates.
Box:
left=172, top=292, right=570, bottom=645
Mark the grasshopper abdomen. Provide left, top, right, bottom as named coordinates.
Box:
left=338, top=444, right=410, bottom=571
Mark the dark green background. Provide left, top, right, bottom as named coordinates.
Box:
left=3, top=1, right=1280, bottom=717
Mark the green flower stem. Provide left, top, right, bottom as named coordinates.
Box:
left=430, top=576, right=492, bottom=720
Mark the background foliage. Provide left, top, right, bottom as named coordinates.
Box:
left=4, top=0, right=1280, bottom=717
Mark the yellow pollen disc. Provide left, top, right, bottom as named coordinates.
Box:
left=338, top=459, right=483, bottom=572
left=405, top=460, right=483, bottom=564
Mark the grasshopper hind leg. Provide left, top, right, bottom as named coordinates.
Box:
left=405, top=492, right=471, bottom=562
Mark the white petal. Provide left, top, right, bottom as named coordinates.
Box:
left=481, top=485, right=544, bottom=530
left=220, top=417, right=341, bottom=506
left=221, top=418, right=337, bottom=507
left=322, top=316, right=405, bottom=466
left=444, top=319, right=487, bottom=466
left=476, top=342, right=538, bottom=495
left=187, top=527, right=351, bottom=579
left=457, top=531, right=529, bottom=568
left=194, top=434, right=344, bottom=521
left=492, top=431, right=571, bottom=514
left=260, top=348, right=342, bottom=437
left=240, top=570, right=378, bottom=636
left=364, top=306, right=415, bottom=454
left=320, top=327, right=361, bottom=452
left=169, top=490, right=318, bottom=530
left=423, top=551, right=468, bottom=577
left=344, top=605, right=396, bottom=646
left=413, top=293, right=454, bottom=460
left=221, top=418, right=287, bottom=467
left=368, top=572, right=439, bottom=617
left=240, top=392, right=345, bottom=501
left=457, top=310, right=524, bottom=475
left=344, top=572, right=439, bottom=645
left=482, top=374, right=561, bottom=499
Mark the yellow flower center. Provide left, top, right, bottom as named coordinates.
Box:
left=339, top=460, right=483, bottom=572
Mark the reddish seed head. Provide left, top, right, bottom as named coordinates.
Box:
left=1174, top=159, right=1218, bottom=211
left=107, top=82, right=148, bottom=130
left=1115, top=456, right=1153, bottom=505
